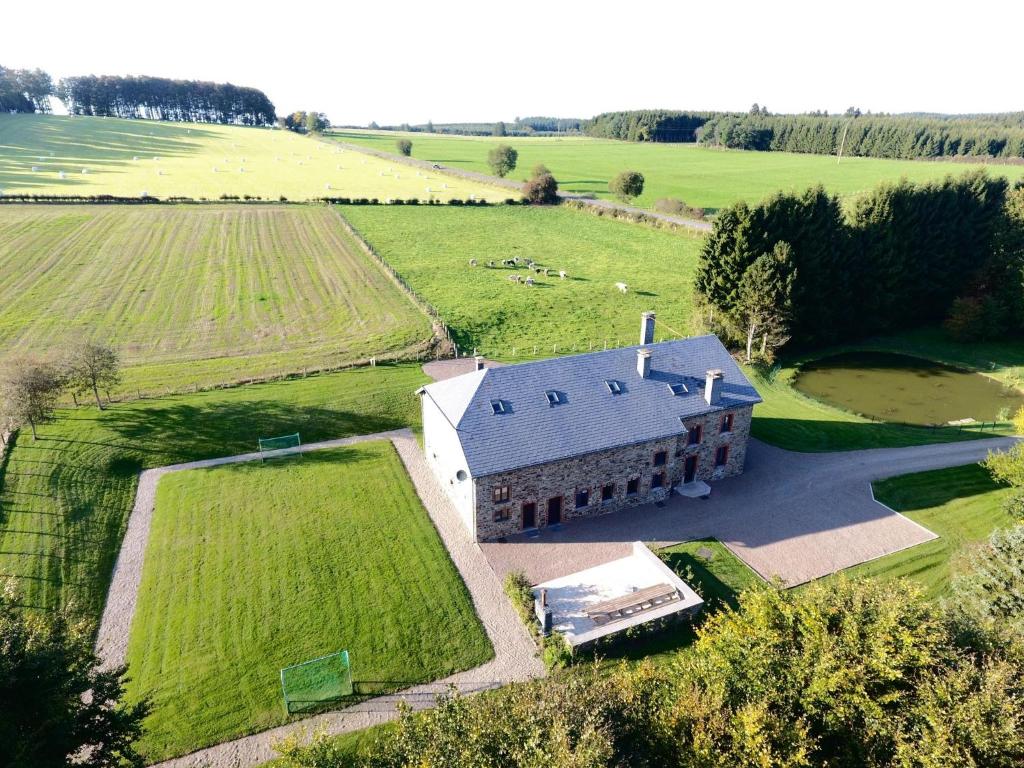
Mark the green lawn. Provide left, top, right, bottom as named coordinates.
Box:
left=125, top=441, right=490, bottom=760
left=0, top=114, right=505, bottom=201
left=331, top=129, right=1024, bottom=212
left=340, top=204, right=703, bottom=356
left=0, top=363, right=427, bottom=622
left=0, top=205, right=432, bottom=392
left=843, top=464, right=1014, bottom=599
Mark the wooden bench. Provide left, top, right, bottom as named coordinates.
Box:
left=585, top=583, right=680, bottom=626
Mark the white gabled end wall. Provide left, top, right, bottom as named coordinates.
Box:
left=420, top=393, right=476, bottom=538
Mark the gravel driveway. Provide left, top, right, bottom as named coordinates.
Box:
left=482, top=436, right=1019, bottom=586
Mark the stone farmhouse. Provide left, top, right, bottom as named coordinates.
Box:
left=418, top=313, right=762, bottom=541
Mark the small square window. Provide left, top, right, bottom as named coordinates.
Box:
left=653, top=450, right=667, bottom=467
left=492, top=485, right=510, bottom=503
left=715, top=446, right=730, bottom=467
left=494, top=507, right=511, bottom=522
left=627, top=477, right=640, bottom=496
left=652, top=471, right=666, bottom=489
left=721, top=413, right=734, bottom=433
left=686, top=424, right=703, bottom=446
left=575, top=489, right=590, bottom=509
left=601, top=483, right=615, bottom=502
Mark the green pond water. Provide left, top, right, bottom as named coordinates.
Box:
left=792, top=352, right=1024, bottom=425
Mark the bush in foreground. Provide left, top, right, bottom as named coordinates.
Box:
left=523, top=172, right=559, bottom=204
left=277, top=576, right=1024, bottom=767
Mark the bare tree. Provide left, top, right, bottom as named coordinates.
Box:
left=66, top=342, right=121, bottom=410
left=0, top=360, right=65, bottom=440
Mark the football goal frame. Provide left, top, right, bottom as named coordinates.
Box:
left=280, top=649, right=353, bottom=714
left=258, top=432, right=302, bottom=462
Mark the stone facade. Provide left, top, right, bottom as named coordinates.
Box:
left=474, top=405, right=753, bottom=540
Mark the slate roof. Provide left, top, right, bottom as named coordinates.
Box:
left=420, top=335, right=762, bottom=478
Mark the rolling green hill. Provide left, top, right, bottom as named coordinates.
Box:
left=331, top=129, right=1024, bottom=212
left=0, top=114, right=505, bottom=201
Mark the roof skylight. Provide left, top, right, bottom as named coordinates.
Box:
left=545, top=390, right=562, bottom=406
left=605, top=379, right=623, bottom=395
left=668, top=382, right=688, bottom=396
left=490, top=400, right=506, bottom=414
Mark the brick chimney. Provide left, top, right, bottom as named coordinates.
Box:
left=474, top=356, right=485, bottom=371
left=705, top=369, right=724, bottom=405
left=637, top=348, right=652, bottom=378
left=639, top=311, right=656, bottom=345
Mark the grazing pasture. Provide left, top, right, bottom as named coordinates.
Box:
left=331, top=129, right=1024, bottom=212
left=125, top=440, right=490, bottom=760
left=0, top=205, right=432, bottom=390
left=339, top=204, right=704, bottom=356
left=0, top=363, right=427, bottom=623
left=0, top=114, right=505, bottom=200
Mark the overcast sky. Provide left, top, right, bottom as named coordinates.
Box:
left=6, top=0, right=1021, bottom=125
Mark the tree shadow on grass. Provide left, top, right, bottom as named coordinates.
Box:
left=100, top=400, right=409, bottom=465
left=751, top=416, right=992, bottom=453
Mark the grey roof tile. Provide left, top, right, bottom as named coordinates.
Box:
left=421, top=336, right=761, bottom=477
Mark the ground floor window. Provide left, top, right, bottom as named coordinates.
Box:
left=626, top=477, right=640, bottom=496
left=601, top=483, right=615, bottom=502
left=715, top=446, right=730, bottom=467
left=494, top=507, right=511, bottom=522
left=652, top=471, right=666, bottom=489
left=575, top=488, right=590, bottom=509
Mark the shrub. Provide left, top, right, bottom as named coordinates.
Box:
left=944, top=295, right=1008, bottom=341
left=523, top=172, right=559, bottom=204
left=396, top=138, right=412, bottom=156
left=609, top=170, right=645, bottom=202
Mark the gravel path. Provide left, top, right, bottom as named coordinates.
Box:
left=482, top=436, right=1020, bottom=586
left=96, top=428, right=542, bottom=768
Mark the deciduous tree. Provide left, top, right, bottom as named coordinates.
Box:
left=0, top=359, right=65, bottom=439
left=0, top=579, right=149, bottom=768
left=487, top=144, right=518, bottom=178
left=609, top=170, right=644, bottom=202
left=66, top=341, right=121, bottom=410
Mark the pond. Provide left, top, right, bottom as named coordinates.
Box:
left=792, top=351, right=1024, bottom=426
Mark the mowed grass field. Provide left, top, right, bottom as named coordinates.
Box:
left=0, top=205, right=432, bottom=390
left=340, top=204, right=704, bottom=356
left=332, top=129, right=1024, bottom=212
left=843, top=464, right=1014, bottom=599
left=0, top=363, right=427, bottom=623
left=0, top=114, right=505, bottom=201
left=125, top=440, right=490, bottom=760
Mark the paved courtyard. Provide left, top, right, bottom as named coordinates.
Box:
left=481, top=436, right=1018, bottom=586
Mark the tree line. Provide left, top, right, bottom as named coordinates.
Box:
left=694, top=171, right=1024, bottom=361
left=585, top=110, right=718, bottom=142
left=0, top=65, right=54, bottom=113
left=58, top=75, right=275, bottom=125
left=699, top=113, right=1024, bottom=159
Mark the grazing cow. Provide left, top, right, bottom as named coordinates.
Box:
left=503, top=259, right=517, bottom=267
left=487, top=260, right=496, bottom=268
left=509, top=274, right=521, bottom=283
left=525, top=276, right=535, bottom=286
left=469, top=258, right=478, bottom=267
left=543, top=268, right=551, bottom=277
left=559, top=270, right=568, bottom=280
left=615, top=282, right=629, bottom=293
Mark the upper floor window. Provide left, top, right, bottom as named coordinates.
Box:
left=492, top=485, right=510, bottom=503
left=687, top=424, right=703, bottom=446
left=653, top=450, right=667, bottom=467
left=721, top=413, right=734, bottom=433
